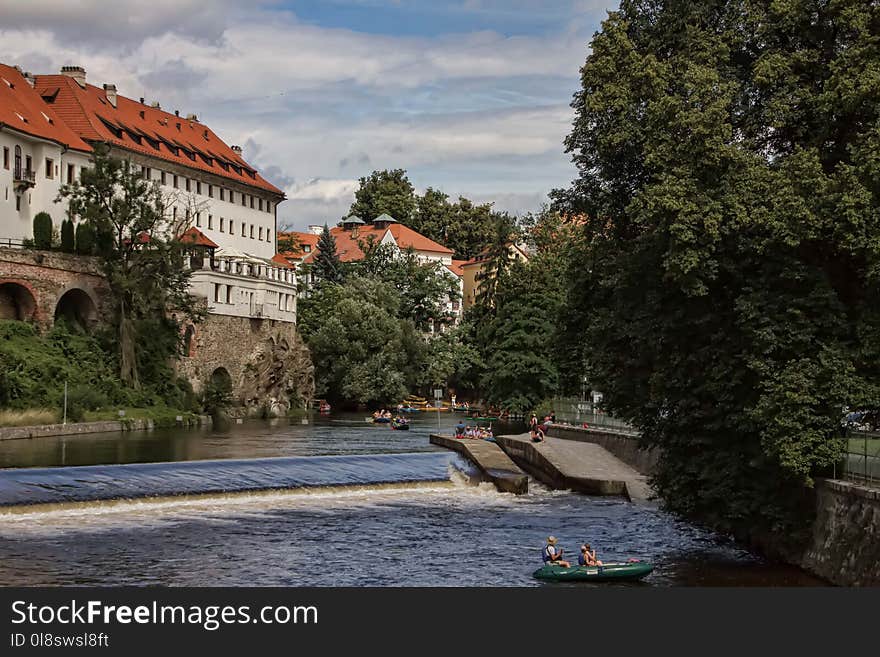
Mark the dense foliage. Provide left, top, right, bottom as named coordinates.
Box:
left=349, top=169, right=416, bottom=223
left=552, top=0, right=880, bottom=545
left=0, top=320, right=198, bottom=415
left=311, top=224, right=345, bottom=286
left=59, top=145, right=201, bottom=388
left=60, top=218, right=75, bottom=252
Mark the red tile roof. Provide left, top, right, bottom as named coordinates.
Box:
left=179, top=226, right=218, bottom=249
left=0, top=64, right=91, bottom=153
left=277, top=230, right=320, bottom=258
left=447, top=259, right=467, bottom=277
left=33, top=73, right=283, bottom=196
left=271, top=253, right=295, bottom=269
left=300, top=224, right=453, bottom=264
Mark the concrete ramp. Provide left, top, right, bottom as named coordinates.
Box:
left=496, top=433, right=652, bottom=502
left=430, top=434, right=528, bottom=494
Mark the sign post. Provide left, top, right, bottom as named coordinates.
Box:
left=434, top=388, right=443, bottom=432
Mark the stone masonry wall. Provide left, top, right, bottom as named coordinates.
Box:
left=799, top=479, right=880, bottom=586
left=0, top=247, right=108, bottom=329
left=176, top=313, right=314, bottom=415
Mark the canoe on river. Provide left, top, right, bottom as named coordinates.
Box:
left=533, top=562, right=653, bottom=582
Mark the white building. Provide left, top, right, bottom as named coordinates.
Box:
left=1, top=63, right=296, bottom=324
left=0, top=63, right=92, bottom=245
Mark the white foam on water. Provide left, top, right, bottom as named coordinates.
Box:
left=0, top=464, right=521, bottom=537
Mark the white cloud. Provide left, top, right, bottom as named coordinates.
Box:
left=0, top=2, right=589, bottom=228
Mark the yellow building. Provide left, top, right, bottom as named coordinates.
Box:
left=461, top=243, right=530, bottom=310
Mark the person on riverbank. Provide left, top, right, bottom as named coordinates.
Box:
left=529, top=413, right=539, bottom=431
left=579, top=543, right=603, bottom=567
left=530, top=425, right=544, bottom=442
left=455, top=420, right=466, bottom=437
left=542, top=536, right=570, bottom=568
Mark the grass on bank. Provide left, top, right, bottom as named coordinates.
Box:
left=0, top=406, right=202, bottom=428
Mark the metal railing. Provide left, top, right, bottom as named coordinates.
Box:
left=840, top=430, right=880, bottom=486
left=0, top=238, right=27, bottom=249
left=548, top=397, right=637, bottom=435
left=13, top=167, right=35, bottom=186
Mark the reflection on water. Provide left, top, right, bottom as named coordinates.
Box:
left=0, top=412, right=511, bottom=469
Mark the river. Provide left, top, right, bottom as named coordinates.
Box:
left=0, top=412, right=824, bottom=586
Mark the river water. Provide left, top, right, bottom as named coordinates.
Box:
left=0, top=413, right=824, bottom=586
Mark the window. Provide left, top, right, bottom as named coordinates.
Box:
left=250, top=225, right=254, bottom=239
left=174, top=174, right=179, bottom=188
left=16, top=195, right=21, bottom=211
left=258, top=199, right=263, bottom=211
left=196, top=181, right=202, bottom=195
left=220, top=188, right=225, bottom=202
left=229, top=220, right=234, bottom=235
left=185, top=178, right=191, bottom=192
left=225, top=286, right=232, bottom=304
left=214, top=283, right=221, bottom=303
left=2, top=147, right=8, bottom=169
left=241, top=223, right=246, bottom=237
left=266, top=202, right=272, bottom=214
left=250, top=196, right=254, bottom=209
left=229, top=190, right=234, bottom=204
left=220, top=217, right=225, bottom=232
left=45, top=158, right=54, bottom=179
left=207, top=215, right=213, bottom=230
left=303, top=245, right=311, bottom=253
left=67, top=164, right=75, bottom=183
left=259, top=227, right=264, bottom=241
left=161, top=171, right=167, bottom=185
left=145, top=167, right=152, bottom=180
left=208, top=184, right=213, bottom=198
left=25, top=155, right=32, bottom=175
left=196, top=212, right=201, bottom=228
left=242, top=194, right=247, bottom=207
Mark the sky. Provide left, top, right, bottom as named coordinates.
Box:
left=0, top=0, right=616, bottom=230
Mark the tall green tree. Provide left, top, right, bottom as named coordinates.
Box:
left=553, top=0, right=880, bottom=545
left=301, top=276, right=421, bottom=405
left=59, top=145, right=200, bottom=388
left=349, top=169, right=416, bottom=223
left=311, top=224, right=345, bottom=285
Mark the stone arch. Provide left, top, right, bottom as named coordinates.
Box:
left=54, top=287, right=98, bottom=330
left=0, top=281, right=38, bottom=322
left=210, top=366, right=233, bottom=393
left=183, top=324, right=197, bottom=357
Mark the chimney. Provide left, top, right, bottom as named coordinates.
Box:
left=140, top=97, right=145, bottom=104
left=308, top=225, right=323, bottom=235
left=186, top=113, right=198, bottom=122
left=23, top=71, right=35, bottom=88
left=231, top=145, right=243, bottom=155
left=60, top=65, right=86, bottom=88
left=150, top=101, right=161, bottom=109
left=175, top=110, right=180, bottom=117
left=103, top=84, right=117, bottom=108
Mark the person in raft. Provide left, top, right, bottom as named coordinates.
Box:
left=542, top=536, right=570, bottom=568
left=579, top=543, right=603, bottom=567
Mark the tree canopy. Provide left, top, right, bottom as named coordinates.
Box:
left=349, top=169, right=416, bottom=224
left=552, top=0, right=880, bottom=545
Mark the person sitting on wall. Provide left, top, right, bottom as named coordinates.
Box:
left=531, top=425, right=545, bottom=443
left=542, top=536, right=570, bottom=568
left=455, top=420, right=466, bottom=438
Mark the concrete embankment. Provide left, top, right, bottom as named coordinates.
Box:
left=547, top=424, right=659, bottom=474
left=429, top=434, right=528, bottom=494
left=0, top=416, right=211, bottom=441
left=495, top=433, right=652, bottom=502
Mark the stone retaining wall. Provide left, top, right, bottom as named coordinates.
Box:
left=0, top=416, right=211, bottom=441
left=800, top=479, right=880, bottom=586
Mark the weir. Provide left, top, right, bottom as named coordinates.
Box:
left=0, top=452, right=456, bottom=507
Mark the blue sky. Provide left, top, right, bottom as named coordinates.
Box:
left=0, top=0, right=615, bottom=228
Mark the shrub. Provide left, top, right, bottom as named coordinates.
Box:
left=75, top=221, right=95, bottom=255
left=60, top=218, right=75, bottom=252
left=64, top=385, right=108, bottom=423
left=32, top=212, right=53, bottom=250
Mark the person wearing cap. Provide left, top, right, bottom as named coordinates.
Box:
left=542, top=536, right=570, bottom=568
left=579, top=543, right=603, bottom=567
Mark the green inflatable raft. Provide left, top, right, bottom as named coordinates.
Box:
left=533, top=561, right=654, bottom=582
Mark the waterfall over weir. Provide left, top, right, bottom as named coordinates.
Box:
left=0, top=452, right=456, bottom=507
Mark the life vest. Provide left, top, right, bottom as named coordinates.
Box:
left=542, top=545, right=556, bottom=563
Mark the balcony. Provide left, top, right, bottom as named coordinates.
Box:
left=13, top=167, right=36, bottom=191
